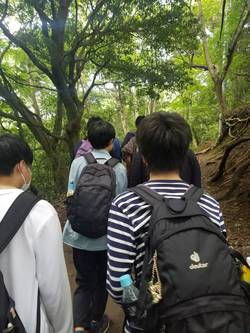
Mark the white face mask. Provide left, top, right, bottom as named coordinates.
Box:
left=19, top=166, right=31, bottom=191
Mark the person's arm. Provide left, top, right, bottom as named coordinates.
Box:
left=34, top=203, right=73, bottom=333
left=115, top=163, right=128, bottom=195
left=107, top=200, right=135, bottom=302
left=199, top=193, right=226, bottom=236
left=111, top=138, right=122, bottom=161
left=68, top=156, right=86, bottom=189
left=190, top=152, right=202, bottom=188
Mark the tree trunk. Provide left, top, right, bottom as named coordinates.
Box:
left=191, top=126, right=200, bottom=147
left=148, top=98, right=156, bottom=114
left=116, top=84, right=128, bottom=135
left=214, top=78, right=227, bottom=116
left=48, top=145, right=69, bottom=194
left=119, top=110, right=128, bottom=135
left=213, top=79, right=229, bottom=140
left=65, top=109, right=82, bottom=160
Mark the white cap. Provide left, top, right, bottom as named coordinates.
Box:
left=247, top=257, right=250, bottom=266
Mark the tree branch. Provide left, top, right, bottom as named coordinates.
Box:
left=0, top=21, right=53, bottom=81
left=221, top=4, right=250, bottom=81
left=197, top=0, right=218, bottom=81
left=0, top=108, right=26, bottom=123
left=81, top=60, right=109, bottom=105
left=219, top=0, right=227, bottom=40
left=0, top=42, right=11, bottom=65
left=5, top=72, right=57, bottom=92
left=189, top=64, right=208, bottom=71
left=50, top=0, right=56, bottom=19
left=26, top=0, right=53, bottom=24
left=68, top=0, right=106, bottom=55
left=0, top=80, right=65, bottom=141
left=0, top=0, right=8, bottom=22
left=53, top=94, right=64, bottom=136
left=74, top=0, right=78, bottom=34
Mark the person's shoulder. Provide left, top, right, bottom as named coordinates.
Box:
left=113, top=188, right=140, bottom=206
left=113, top=137, right=121, bottom=145
left=32, top=199, right=58, bottom=216
left=113, top=160, right=126, bottom=172
left=71, top=155, right=87, bottom=168
left=199, top=191, right=221, bottom=209
left=27, top=199, right=59, bottom=228
left=73, top=155, right=86, bottom=163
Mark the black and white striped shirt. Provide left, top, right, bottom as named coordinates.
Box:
left=107, top=180, right=225, bottom=332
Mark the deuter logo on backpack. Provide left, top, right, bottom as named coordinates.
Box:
left=189, top=251, right=208, bottom=270
left=132, top=185, right=250, bottom=333
left=66, top=153, right=119, bottom=238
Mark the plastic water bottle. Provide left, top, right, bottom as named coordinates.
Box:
left=67, top=181, right=75, bottom=197
left=120, top=274, right=139, bottom=304
left=120, top=274, right=144, bottom=332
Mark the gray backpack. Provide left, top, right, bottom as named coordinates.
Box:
left=67, top=152, right=119, bottom=238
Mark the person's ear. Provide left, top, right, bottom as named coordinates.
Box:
left=107, top=139, right=113, bottom=151
left=15, top=160, right=25, bottom=174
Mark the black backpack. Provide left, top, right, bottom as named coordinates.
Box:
left=132, top=185, right=250, bottom=333
left=67, top=152, right=119, bottom=238
left=0, top=191, right=40, bottom=333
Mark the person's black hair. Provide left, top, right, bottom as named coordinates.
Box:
left=0, top=134, right=33, bottom=175
left=88, top=120, right=115, bottom=149
left=86, top=116, right=102, bottom=131
left=136, top=112, right=192, bottom=173
left=135, top=115, right=145, bottom=128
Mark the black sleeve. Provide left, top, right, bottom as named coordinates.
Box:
left=128, top=152, right=149, bottom=187
left=181, top=150, right=202, bottom=187
left=191, top=152, right=202, bottom=187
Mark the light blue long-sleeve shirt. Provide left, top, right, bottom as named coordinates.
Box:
left=63, top=149, right=127, bottom=251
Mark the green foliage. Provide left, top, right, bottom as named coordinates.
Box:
left=168, top=74, right=219, bottom=146
left=30, top=148, right=56, bottom=201
left=0, top=0, right=249, bottom=195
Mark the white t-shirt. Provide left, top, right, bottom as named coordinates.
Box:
left=0, top=189, right=73, bottom=333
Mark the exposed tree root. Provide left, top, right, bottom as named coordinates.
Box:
left=210, top=136, right=250, bottom=182
left=216, top=160, right=250, bottom=200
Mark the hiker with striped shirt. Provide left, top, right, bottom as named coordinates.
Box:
left=107, top=112, right=226, bottom=333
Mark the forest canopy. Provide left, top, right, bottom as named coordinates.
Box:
left=0, top=0, right=249, bottom=197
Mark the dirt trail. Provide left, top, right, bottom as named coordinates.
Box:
left=64, top=244, right=124, bottom=333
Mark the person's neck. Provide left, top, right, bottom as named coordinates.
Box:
left=0, top=177, right=19, bottom=189
left=149, top=170, right=181, bottom=181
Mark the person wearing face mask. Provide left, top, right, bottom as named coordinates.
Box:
left=0, top=134, right=73, bottom=333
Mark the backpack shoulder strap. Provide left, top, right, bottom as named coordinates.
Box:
left=0, top=191, right=40, bottom=254
left=84, top=152, right=97, bottom=164
left=182, top=185, right=203, bottom=202
left=132, top=184, right=164, bottom=206
left=105, top=157, right=119, bottom=168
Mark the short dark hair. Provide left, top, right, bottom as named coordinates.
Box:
left=87, top=116, right=102, bottom=131
left=0, top=134, right=33, bottom=175
left=88, top=120, right=115, bottom=149
left=135, top=115, right=145, bottom=128
left=136, top=112, right=192, bottom=172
